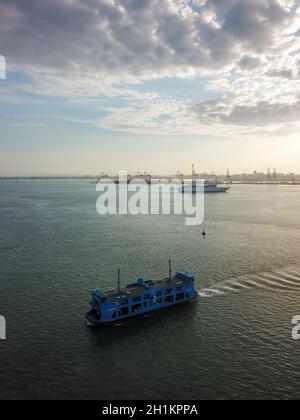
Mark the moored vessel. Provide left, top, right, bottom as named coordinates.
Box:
left=180, top=181, right=230, bottom=193
left=180, top=165, right=230, bottom=193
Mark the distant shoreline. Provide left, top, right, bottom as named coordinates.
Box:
left=1, top=177, right=300, bottom=186
left=0, top=177, right=94, bottom=180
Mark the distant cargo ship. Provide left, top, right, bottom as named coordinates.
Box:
left=180, top=165, right=230, bottom=193
left=180, top=181, right=230, bottom=193
left=86, top=262, right=198, bottom=325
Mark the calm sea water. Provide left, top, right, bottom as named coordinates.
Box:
left=1, top=179, right=300, bottom=400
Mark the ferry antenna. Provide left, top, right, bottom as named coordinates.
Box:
left=117, top=268, right=121, bottom=294
left=169, top=259, right=172, bottom=281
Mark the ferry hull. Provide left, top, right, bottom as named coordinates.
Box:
left=86, top=293, right=198, bottom=326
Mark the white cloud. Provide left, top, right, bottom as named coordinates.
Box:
left=193, top=96, right=300, bottom=127
left=1, top=0, right=298, bottom=78
left=0, top=0, right=300, bottom=136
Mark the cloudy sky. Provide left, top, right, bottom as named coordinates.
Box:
left=0, top=0, right=300, bottom=176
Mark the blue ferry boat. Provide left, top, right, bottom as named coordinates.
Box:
left=86, top=261, right=198, bottom=325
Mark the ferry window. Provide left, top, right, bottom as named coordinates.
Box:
left=165, top=289, right=173, bottom=295
left=156, top=291, right=162, bottom=297
left=176, top=286, right=183, bottom=292
left=120, top=299, right=128, bottom=305
left=132, top=304, right=142, bottom=313
left=111, top=311, right=116, bottom=319
left=132, top=296, right=141, bottom=302
left=118, top=307, right=129, bottom=317
left=164, top=296, right=174, bottom=303
left=176, top=293, right=184, bottom=301
left=144, top=302, right=147, bottom=307
left=145, top=294, right=152, bottom=300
